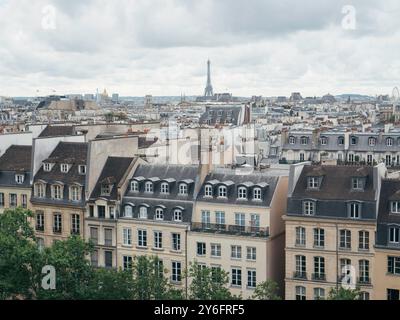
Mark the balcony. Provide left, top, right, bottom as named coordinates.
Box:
left=293, top=271, right=307, bottom=280
left=191, top=222, right=269, bottom=238
left=312, top=273, right=326, bottom=281
left=357, top=277, right=371, bottom=285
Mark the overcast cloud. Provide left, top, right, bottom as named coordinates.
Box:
left=0, top=0, right=399, bottom=97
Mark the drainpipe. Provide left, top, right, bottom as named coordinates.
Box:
left=185, top=227, right=188, bottom=299
left=336, top=223, right=339, bottom=290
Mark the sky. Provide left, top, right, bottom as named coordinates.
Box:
left=0, top=0, right=400, bottom=97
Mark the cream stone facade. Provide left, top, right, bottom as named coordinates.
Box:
left=374, top=249, right=400, bottom=299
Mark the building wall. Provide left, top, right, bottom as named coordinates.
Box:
left=0, top=186, right=31, bottom=214
left=374, top=249, right=400, bottom=300
left=0, top=132, right=33, bottom=156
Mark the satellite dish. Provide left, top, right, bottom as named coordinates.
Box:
left=392, top=87, right=400, bottom=102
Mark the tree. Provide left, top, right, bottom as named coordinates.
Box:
left=328, top=286, right=361, bottom=300
left=0, top=208, right=42, bottom=299
left=251, top=280, right=281, bottom=300
left=186, top=261, right=236, bottom=300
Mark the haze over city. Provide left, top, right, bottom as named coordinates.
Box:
left=0, top=0, right=400, bottom=97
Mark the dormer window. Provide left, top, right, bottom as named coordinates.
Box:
left=338, top=136, right=344, bottom=145
left=237, top=187, right=247, bottom=200
left=349, top=202, right=361, bottom=219
left=70, top=186, right=81, bottom=202
left=352, top=178, right=364, bottom=190
left=368, top=137, right=376, bottom=146
left=320, top=137, right=328, bottom=145
left=155, top=208, right=164, bottom=220
left=389, top=227, right=400, bottom=244
left=131, top=180, right=139, bottom=192
left=101, top=184, right=111, bottom=196
left=43, top=163, right=52, bottom=172
left=289, top=136, right=296, bottom=144
left=300, top=136, right=308, bottom=145
left=15, top=174, right=24, bottom=184
left=160, top=182, right=169, bottom=194
left=391, top=201, right=400, bottom=214
left=34, top=183, right=45, bottom=198
left=78, top=165, right=86, bottom=175
left=173, top=209, right=182, bottom=222
left=61, top=164, right=69, bottom=173
left=204, top=185, right=212, bottom=197
left=139, top=206, right=148, bottom=219
left=386, top=137, right=394, bottom=147
left=350, top=136, right=357, bottom=145
left=218, top=186, right=227, bottom=198
left=253, top=188, right=262, bottom=200
left=51, top=184, right=63, bottom=200
left=179, top=183, right=188, bottom=195
left=307, top=177, right=319, bottom=189
left=145, top=181, right=153, bottom=193
left=303, top=201, right=315, bottom=215
left=124, top=205, right=133, bottom=218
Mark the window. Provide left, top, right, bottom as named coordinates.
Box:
left=145, top=181, right=153, bottom=193
left=154, top=231, right=163, bottom=249
left=300, top=136, right=308, bottom=145
left=235, top=213, right=245, bottom=229
left=97, top=205, right=105, bottom=218
left=247, top=270, right=256, bottom=288
left=171, top=261, right=182, bottom=282
left=215, top=211, right=225, bottom=229
left=104, top=228, right=112, bottom=246
left=61, top=164, right=69, bottom=173
left=307, top=177, right=319, bottom=189
left=340, top=258, right=352, bottom=277
left=314, top=228, right=325, bottom=248
left=359, top=260, right=370, bottom=283
left=172, top=233, right=181, bottom=251
left=313, top=256, right=325, bottom=280
left=9, top=194, right=17, bottom=207
left=15, top=174, right=24, bottom=184
left=89, top=205, right=94, bottom=217
left=247, top=247, right=256, bottom=260
left=78, top=165, right=86, bottom=175
left=90, top=227, right=98, bottom=244
left=296, top=226, right=306, bottom=246
left=139, top=206, right=148, bottom=219
left=359, top=231, right=369, bottom=250
left=231, top=245, right=242, bottom=259
left=303, top=201, right=315, bottom=215
left=387, top=137, right=394, bottom=146
left=295, top=255, right=306, bottom=278
left=0, top=193, right=3, bottom=206
left=352, top=178, right=363, bottom=190
left=91, top=250, right=98, bottom=267
left=367, top=154, right=373, bottom=164
left=53, top=213, right=62, bottom=233
left=389, top=227, right=400, bottom=244
left=36, top=212, right=44, bottom=231
left=237, top=187, right=247, bottom=199
left=70, top=186, right=80, bottom=201
left=340, top=229, right=351, bottom=249
left=197, top=242, right=206, bottom=256
left=155, top=208, right=164, bottom=220
left=52, top=185, right=62, bottom=200
left=320, top=137, right=327, bottom=145
left=204, top=185, right=213, bottom=197
left=338, top=136, right=344, bottom=145
left=43, top=163, right=52, bottom=172
left=179, top=183, right=188, bottom=195
left=124, top=205, right=133, bottom=218
left=218, top=186, right=227, bottom=198
left=211, top=243, right=221, bottom=257
left=300, top=153, right=305, bottom=161
left=368, top=137, right=376, bottom=146
left=253, top=188, right=262, bottom=200
left=160, top=182, right=169, bottom=194
left=387, top=289, right=400, bottom=300
left=350, top=136, right=357, bottom=145
left=295, top=286, right=306, bottom=300
left=231, top=268, right=242, bottom=286
left=289, top=136, right=296, bottom=144
left=35, top=183, right=45, bottom=198
left=109, top=206, right=115, bottom=219
left=314, top=288, right=325, bottom=300
left=349, top=202, right=361, bottom=219
left=130, top=180, right=139, bottom=192
left=71, top=214, right=80, bottom=235
left=138, top=229, right=147, bottom=247
left=173, top=209, right=182, bottom=222
left=250, top=214, right=260, bottom=232
left=101, top=184, right=111, bottom=196
left=21, top=194, right=27, bottom=208
left=391, top=201, right=400, bottom=213
left=123, top=228, right=132, bottom=246
left=104, top=251, right=113, bottom=268
left=388, top=256, right=400, bottom=275
left=123, top=256, right=133, bottom=270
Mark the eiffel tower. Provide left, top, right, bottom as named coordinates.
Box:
left=204, top=59, right=213, bottom=97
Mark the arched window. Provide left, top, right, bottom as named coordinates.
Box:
left=289, top=136, right=296, bottom=144
left=218, top=186, right=227, bottom=198
left=204, top=185, right=213, bottom=197
left=70, top=186, right=80, bottom=201
left=179, top=183, right=188, bottom=195
left=320, top=137, right=328, bottom=145
left=350, top=136, right=357, bottom=145
left=173, top=209, right=182, bottom=222
left=160, top=182, right=169, bottom=194
left=139, top=206, right=148, bottom=219
left=155, top=208, right=164, bottom=220
left=253, top=188, right=262, bottom=200
left=131, top=180, right=139, bottom=192
left=338, top=136, right=344, bottom=145
left=145, top=181, right=153, bottom=193
left=368, top=137, right=376, bottom=146
left=124, top=205, right=133, bottom=218
left=35, top=183, right=45, bottom=198
left=300, top=136, right=308, bottom=145
left=237, top=187, right=247, bottom=199
left=386, top=137, right=394, bottom=146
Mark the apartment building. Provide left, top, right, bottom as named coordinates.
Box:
left=85, top=156, right=139, bottom=268
left=188, top=168, right=288, bottom=299
left=31, top=142, right=88, bottom=247
left=284, top=163, right=386, bottom=300
left=375, top=179, right=400, bottom=300
left=118, top=164, right=199, bottom=287
left=0, top=145, right=32, bottom=213
left=281, top=130, right=400, bottom=166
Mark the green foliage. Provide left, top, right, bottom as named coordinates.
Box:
left=328, top=286, right=361, bottom=300
left=251, top=280, right=281, bottom=300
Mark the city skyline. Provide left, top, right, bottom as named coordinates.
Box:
left=0, top=0, right=400, bottom=97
